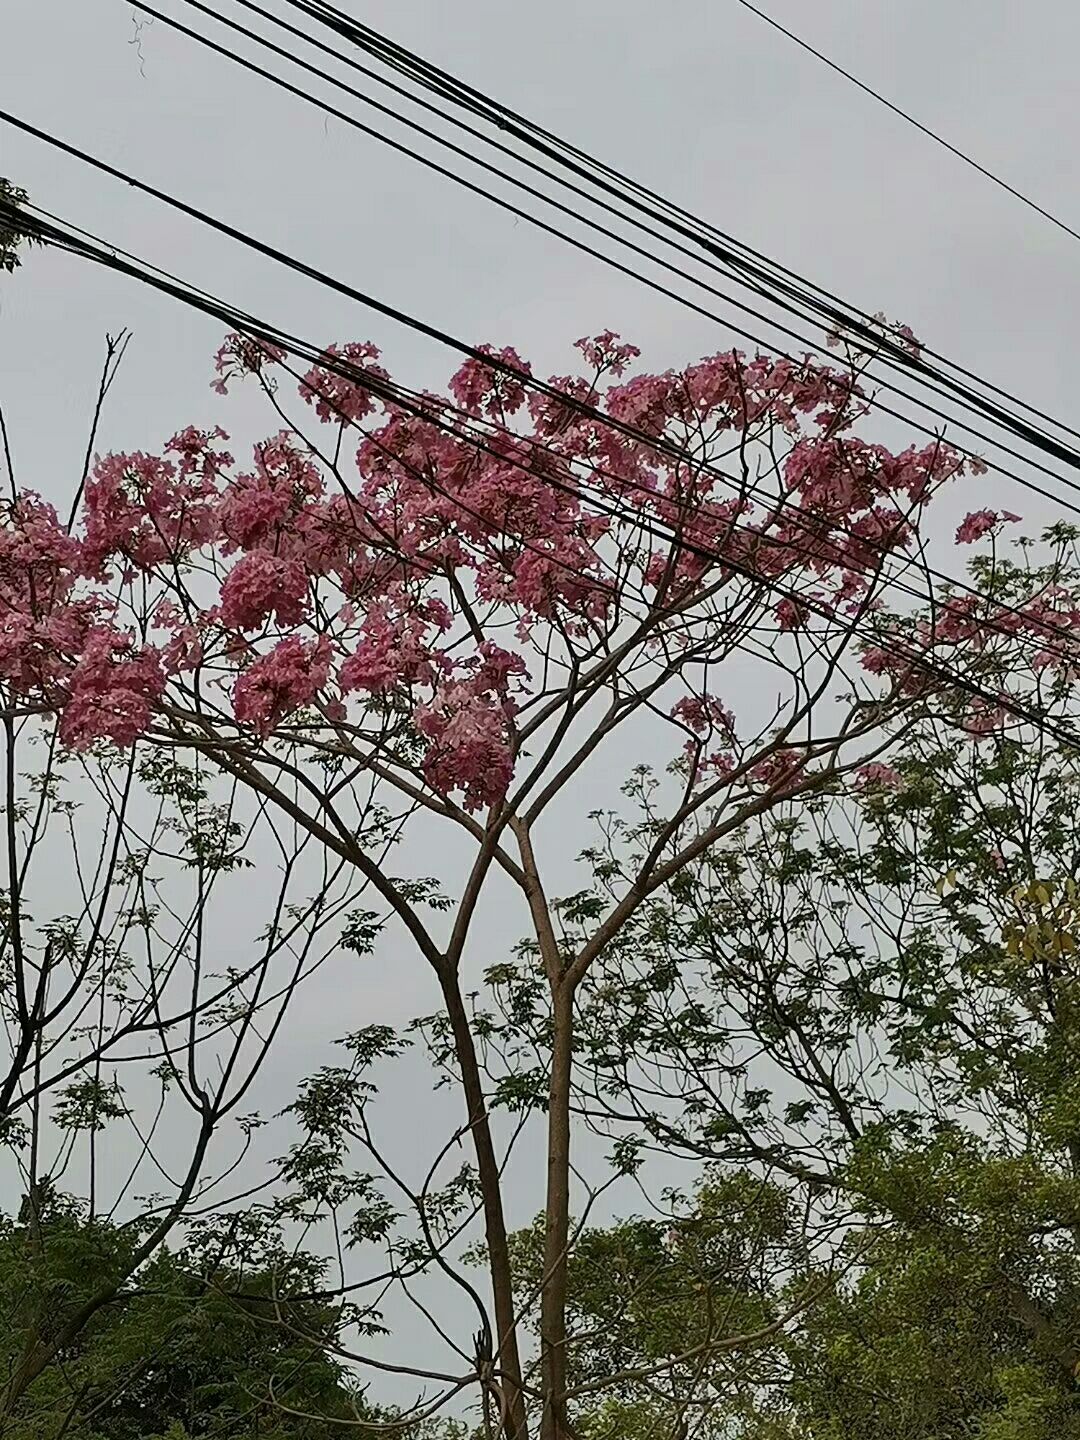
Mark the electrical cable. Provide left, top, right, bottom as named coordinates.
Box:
left=5, top=103, right=1079, bottom=697
left=136, top=0, right=1080, bottom=507
left=5, top=107, right=1080, bottom=677
left=276, top=0, right=1080, bottom=453
left=6, top=191, right=1080, bottom=753
left=732, top=0, right=1080, bottom=252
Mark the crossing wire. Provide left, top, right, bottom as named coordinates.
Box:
left=5, top=188, right=1080, bottom=751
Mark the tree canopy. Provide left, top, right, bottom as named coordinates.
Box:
left=0, top=1188, right=386, bottom=1440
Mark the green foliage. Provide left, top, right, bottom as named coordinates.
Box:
left=493, top=1174, right=807, bottom=1437
left=0, top=177, right=36, bottom=274
left=482, top=573, right=1080, bottom=1438
left=53, top=1077, right=129, bottom=1133
left=0, top=1192, right=389, bottom=1439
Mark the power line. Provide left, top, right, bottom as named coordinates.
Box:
left=732, top=0, right=1080, bottom=251
left=126, top=0, right=1080, bottom=568
left=21, top=193, right=1020, bottom=651
left=149, top=0, right=1080, bottom=494
left=112, top=0, right=1080, bottom=533
left=3, top=102, right=1075, bottom=667
left=269, top=0, right=1080, bottom=459
left=6, top=191, right=1080, bottom=754
left=4, top=100, right=1080, bottom=681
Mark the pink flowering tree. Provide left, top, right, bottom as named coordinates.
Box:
left=0, top=318, right=1074, bottom=1438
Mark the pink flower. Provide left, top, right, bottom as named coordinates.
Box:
left=606, top=370, right=677, bottom=435
left=165, top=425, right=233, bottom=479
left=527, top=373, right=594, bottom=436
left=414, top=681, right=515, bottom=812
left=0, top=496, right=85, bottom=656
left=854, top=762, right=902, bottom=791
left=218, top=434, right=323, bottom=551
left=750, top=748, right=807, bottom=794
left=339, top=597, right=449, bottom=694
left=161, top=625, right=203, bottom=675
left=574, top=331, right=641, bottom=378
left=211, top=333, right=286, bottom=394
left=682, top=743, right=738, bottom=787
left=299, top=342, right=387, bottom=425
left=448, top=346, right=532, bottom=418
left=218, top=473, right=290, bottom=550
left=233, top=635, right=331, bottom=735
left=219, top=552, right=308, bottom=631
left=81, top=451, right=218, bottom=572
left=775, top=598, right=807, bottom=631
left=59, top=626, right=165, bottom=749
left=955, top=509, right=1021, bottom=545
left=890, top=322, right=922, bottom=357
left=671, top=694, right=736, bottom=737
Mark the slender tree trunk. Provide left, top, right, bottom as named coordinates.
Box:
left=539, top=980, right=575, bottom=1440
left=440, top=970, right=530, bottom=1440
left=510, top=818, right=576, bottom=1440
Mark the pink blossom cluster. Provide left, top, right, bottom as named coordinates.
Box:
left=857, top=570, right=1080, bottom=736
left=60, top=625, right=164, bottom=749
left=955, top=509, right=1021, bottom=545
left=671, top=694, right=737, bottom=736
left=340, top=595, right=451, bottom=694
left=855, top=762, right=903, bottom=790
left=0, top=328, right=1030, bottom=810
left=233, top=635, right=330, bottom=736
left=449, top=345, right=533, bottom=420
left=299, top=343, right=388, bottom=425
left=212, top=334, right=287, bottom=395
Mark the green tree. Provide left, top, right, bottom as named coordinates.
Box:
left=496, top=1173, right=808, bottom=1439
left=0, top=1188, right=387, bottom=1439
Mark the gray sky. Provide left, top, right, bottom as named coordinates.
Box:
left=2, top=0, right=1080, bottom=1405
left=5, top=0, right=1080, bottom=466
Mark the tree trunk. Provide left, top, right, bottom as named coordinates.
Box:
left=440, top=970, right=530, bottom=1440
left=539, top=980, right=575, bottom=1440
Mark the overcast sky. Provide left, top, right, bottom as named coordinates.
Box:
left=6, top=0, right=1080, bottom=464
left=2, top=0, right=1079, bottom=1401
